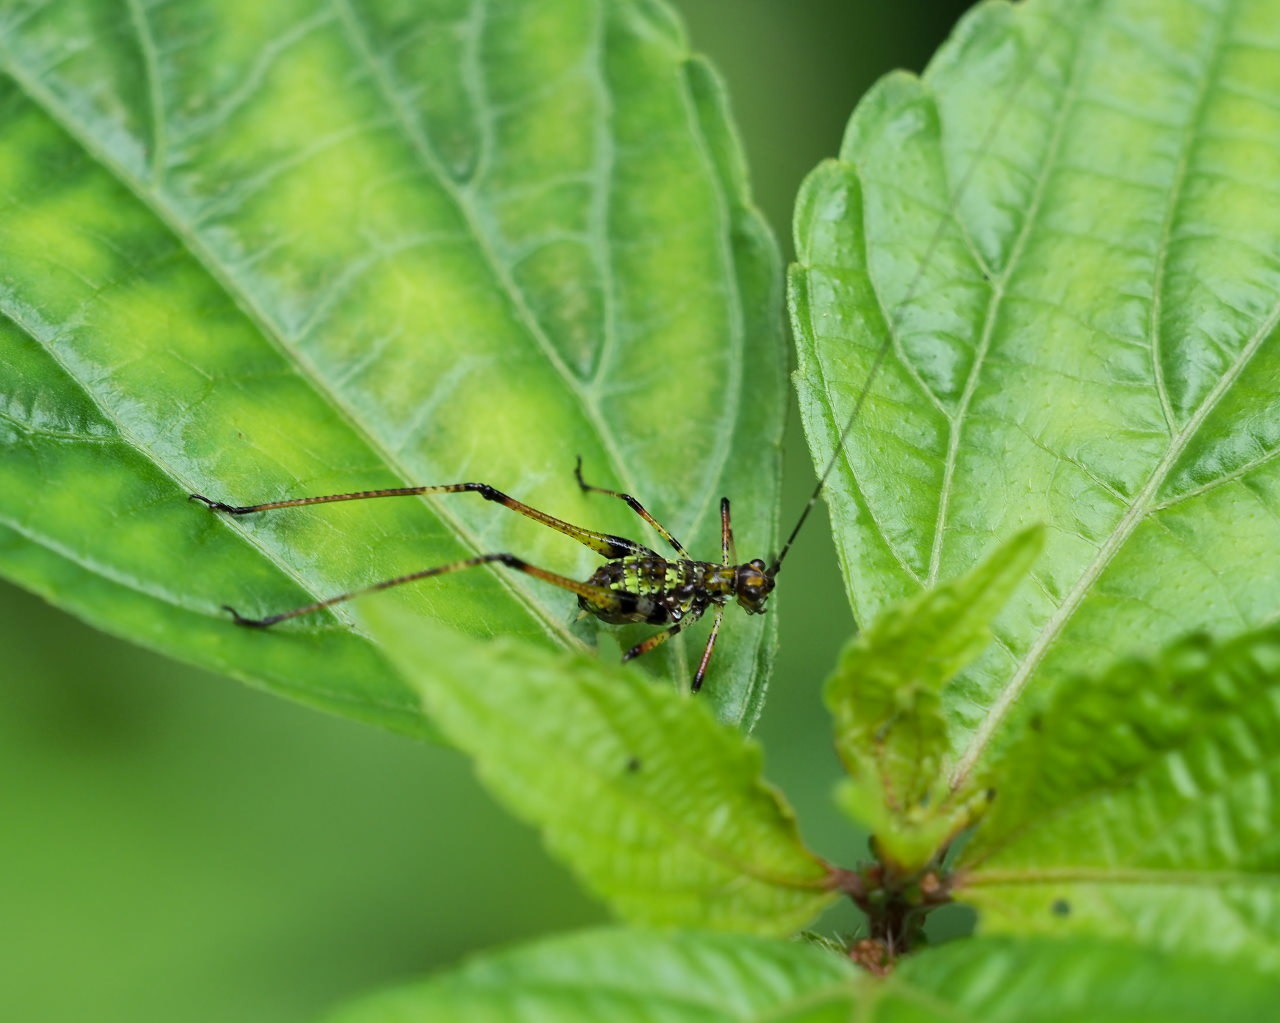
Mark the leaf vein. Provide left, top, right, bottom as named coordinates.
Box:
left=0, top=44, right=579, bottom=648
left=926, top=23, right=1089, bottom=587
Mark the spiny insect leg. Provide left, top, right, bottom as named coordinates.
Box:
left=622, top=604, right=707, bottom=664
left=574, top=457, right=689, bottom=558
left=691, top=604, right=726, bottom=693
left=191, top=482, right=655, bottom=560
left=223, top=553, right=622, bottom=628
left=719, top=498, right=735, bottom=565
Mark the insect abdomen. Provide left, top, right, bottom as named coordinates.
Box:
left=580, top=558, right=719, bottom=626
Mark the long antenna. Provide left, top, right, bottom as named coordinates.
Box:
left=770, top=25, right=1045, bottom=577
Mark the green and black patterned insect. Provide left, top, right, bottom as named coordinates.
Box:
left=191, top=456, right=827, bottom=693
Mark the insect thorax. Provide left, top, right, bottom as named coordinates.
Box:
left=580, top=557, right=734, bottom=626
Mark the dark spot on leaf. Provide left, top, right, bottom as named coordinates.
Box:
left=1052, top=898, right=1071, bottom=917
left=625, top=756, right=641, bottom=773
left=986, top=787, right=997, bottom=801
left=1029, top=714, right=1043, bottom=732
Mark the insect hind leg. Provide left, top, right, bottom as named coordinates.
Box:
left=192, top=481, right=654, bottom=560
left=225, top=553, right=624, bottom=627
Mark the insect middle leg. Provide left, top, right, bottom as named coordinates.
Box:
left=223, top=552, right=626, bottom=628
left=574, top=457, right=689, bottom=558
left=191, top=481, right=656, bottom=559
left=622, top=602, right=707, bottom=664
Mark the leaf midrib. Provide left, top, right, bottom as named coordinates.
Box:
left=924, top=15, right=1086, bottom=589
left=951, top=294, right=1280, bottom=792
left=962, top=866, right=1280, bottom=887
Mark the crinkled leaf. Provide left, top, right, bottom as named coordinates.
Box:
left=956, top=622, right=1280, bottom=974
left=324, top=929, right=1278, bottom=1023
left=882, top=935, right=1280, bottom=1023
left=325, top=929, right=863, bottom=1023
left=368, top=602, right=836, bottom=934
left=791, top=0, right=1280, bottom=792
left=0, top=0, right=784, bottom=736
left=826, top=526, right=1042, bottom=868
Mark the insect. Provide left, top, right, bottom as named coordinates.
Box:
left=192, top=22, right=1041, bottom=693
left=191, top=365, right=878, bottom=690
left=190, top=457, right=817, bottom=693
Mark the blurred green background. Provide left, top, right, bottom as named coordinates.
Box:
left=1, top=2, right=971, bottom=1020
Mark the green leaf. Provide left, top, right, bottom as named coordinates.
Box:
left=0, top=0, right=784, bottom=735
left=324, top=928, right=864, bottom=1023
left=883, top=935, right=1280, bottom=1022
left=955, top=621, right=1280, bottom=974
left=367, top=601, right=836, bottom=934
left=324, top=929, right=1279, bottom=1022
left=825, top=526, right=1043, bottom=869
left=791, top=0, right=1280, bottom=791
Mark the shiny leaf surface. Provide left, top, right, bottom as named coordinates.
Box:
left=791, top=0, right=1280, bottom=790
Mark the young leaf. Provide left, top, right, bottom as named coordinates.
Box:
left=826, top=526, right=1042, bottom=869
left=367, top=602, right=837, bottom=935
left=0, top=0, right=783, bottom=734
left=955, top=621, right=1280, bottom=975
left=791, top=0, right=1280, bottom=792
left=324, top=928, right=864, bottom=1023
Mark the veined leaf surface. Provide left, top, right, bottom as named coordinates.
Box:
left=956, top=622, right=1280, bottom=974
left=792, top=0, right=1280, bottom=784
left=325, top=929, right=863, bottom=1023
left=325, top=929, right=1279, bottom=1022
left=0, top=0, right=784, bottom=733
left=882, top=935, right=1280, bottom=1023
left=369, top=603, right=836, bottom=934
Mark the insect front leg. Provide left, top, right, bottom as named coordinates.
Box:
left=690, top=604, right=726, bottom=693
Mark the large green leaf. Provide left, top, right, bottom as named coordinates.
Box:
left=324, top=929, right=863, bottom=1023
left=882, top=935, right=1280, bottom=1023
left=955, top=622, right=1280, bottom=974
left=791, top=0, right=1280, bottom=788
left=0, top=0, right=784, bottom=734
left=368, top=602, right=837, bottom=934
left=325, top=928, right=1279, bottom=1022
